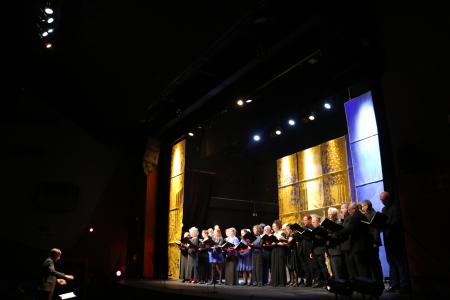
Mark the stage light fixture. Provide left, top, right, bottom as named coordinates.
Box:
left=308, top=115, right=315, bottom=121
left=275, top=130, right=282, bottom=135
left=237, top=99, right=244, bottom=106
left=42, top=31, right=48, bottom=37
left=47, top=17, right=54, bottom=24
left=45, top=43, right=53, bottom=49
left=324, top=103, right=331, bottom=109
left=188, top=132, right=194, bottom=137
left=45, top=8, right=54, bottom=15
left=253, top=135, right=261, bottom=142
left=48, top=28, right=54, bottom=33
left=116, top=270, right=122, bottom=277
left=245, top=99, right=253, bottom=103
left=288, top=119, right=295, bottom=126
left=89, top=227, right=94, bottom=233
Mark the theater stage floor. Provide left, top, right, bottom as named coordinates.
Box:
left=117, top=279, right=410, bottom=300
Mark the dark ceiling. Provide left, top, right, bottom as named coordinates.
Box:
left=11, top=1, right=378, bottom=146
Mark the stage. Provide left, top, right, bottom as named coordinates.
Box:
left=116, top=279, right=410, bottom=300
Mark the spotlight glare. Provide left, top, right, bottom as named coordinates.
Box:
left=253, top=135, right=261, bottom=142
left=324, top=103, right=331, bottom=109
left=45, top=43, right=52, bottom=49
left=42, top=32, right=48, bottom=37
left=275, top=130, right=282, bottom=135
left=89, top=227, right=94, bottom=233
left=288, top=119, right=295, bottom=126
left=188, top=132, right=194, bottom=137
left=116, top=270, right=122, bottom=277
left=245, top=99, right=253, bottom=103
left=308, top=115, right=315, bottom=121
left=237, top=99, right=244, bottom=106
left=47, top=17, right=54, bottom=24
left=47, top=28, right=54, bottom=33
left=45, top=8, right=54, bottom=14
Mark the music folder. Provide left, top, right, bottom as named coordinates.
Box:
left=201, top=238, right=216, bottom=248
left=361, top=211, right=387, bottom=228
left=321, top=218, right=344, bottom=232
left=289, top=223, right=303, bottom=232
left=242, top=232, right=257, bottom=242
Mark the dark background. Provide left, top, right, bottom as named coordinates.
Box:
left=2, top=1, right=449, bottom=298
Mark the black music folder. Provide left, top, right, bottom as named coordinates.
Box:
left=321, top=218, right=344, bottom=232
left=201, top=238, right=216, bottom=248
left=361, top=211, right=387, bottom=228
left=289, top=223, right=303, bottom=232
left=243, top=232, right=257, bottom=242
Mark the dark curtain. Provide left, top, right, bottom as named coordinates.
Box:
left=183, top=170, right=213, bottom=231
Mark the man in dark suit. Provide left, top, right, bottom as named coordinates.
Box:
left=361, top=199, right=384, bottom=289
left=37, top=248, right=75, bottom=300
left=335, top=202, right=372, bottom=280
left=380, top=191, right=410, bottom=293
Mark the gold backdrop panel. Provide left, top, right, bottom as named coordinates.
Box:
left=278, top=184, right=301, bottom=218
left=168, top=209, right=183, bottom=244
left=168, top=140, right=186, bottom=280
left=320, top=136, right=348, bottom=174
left=323, top=171, right=351, bottom=207
left=168, top=245, right=181, bottom=280
left=300, top=178, right=324, bottom=210
left=277, top=153, right=298, bottom=187
left=169, top=175, right=184, bottom=210
left=280, top=212, right=299, bottom=226
left=298, top=145, right=322, bottom=181
left=278, top=136, right=351, bottom=220
left=170, top=140, right=185, bottom=178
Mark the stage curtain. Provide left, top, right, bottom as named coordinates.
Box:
left=183, top=170, right=213, bottom=231
left=168, top=140, right=185, bottom=280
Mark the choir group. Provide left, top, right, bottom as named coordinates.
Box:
left=176, top=192, right=409, bottom=293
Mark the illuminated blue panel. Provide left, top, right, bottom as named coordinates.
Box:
left=350, top=136, right=383, bottom=187
left=345, top=91, right=378, bottom=143
left=345, top=91, right=389, bottom=277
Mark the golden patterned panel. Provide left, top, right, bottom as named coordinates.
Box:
left=300, top=178, right=324, bottom=210
left=168, top=209, right=183, bottom=243
left=170, top=140, right=185, bottom=178
left=320, top=136, right=348, bottom=174
left=278, top=184, right=302, bottom=216
left=168, top=244, right=180, bottom=279
left=277, top=153, right=298, bottom=188
left=168, top=140, right=185, bottom=280
left=298, top=145, right=323, bottom=181
left=280, top=212, right=300, bottom=226
left=169, top=175, right=184, bottom=210
left=323, top=171, right=351, bottom=207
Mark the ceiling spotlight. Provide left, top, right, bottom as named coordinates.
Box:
left=237, top=99, right=244, bottom=106
left=89, top=227, right=94, bottom=233
left=42, top=32, right=48, bottom=37
left=275, top=130, right=282, bottom=135
left=47, top=28, right=54, bottom=33
left=45, top=8, right=54, bottom=14
left=245, top=99, right=253, bottom=103
left=116, top=270, right=122, bottom=277
left=188, top=132, right=194, bottom=137
left=308, top=115, right=315, bottom=121
left=324, top=103, right=331, bottom=109
left=288, top=119, right=295, bottom=126
left=47, top=17, right=54, bottom=23
left=253, top=135, right=261, bottom=142
left=45, top=43, right=52, bottom=49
